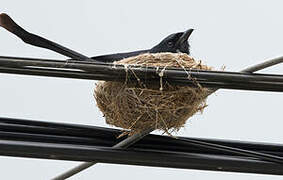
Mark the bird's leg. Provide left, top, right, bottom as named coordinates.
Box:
left=0, top=13, right=97, bottom=62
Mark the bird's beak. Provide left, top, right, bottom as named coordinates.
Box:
left=177, top=29, right=194, bottom=45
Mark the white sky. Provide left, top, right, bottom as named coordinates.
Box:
left=0, top=0, right=283, bottom=179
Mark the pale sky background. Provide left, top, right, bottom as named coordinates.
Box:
left=0, top=0, right=283, bottom=179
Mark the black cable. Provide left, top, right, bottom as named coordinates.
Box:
left=177, top=138, right=283, bottom=165
left=0, top=139, right=282, bottom=175
left=2, top=58, right=283, bottom=92
left=1, top=117, right=283, bottom=163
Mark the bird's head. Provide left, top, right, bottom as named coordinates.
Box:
left=150, top=29, right=194, bottom=55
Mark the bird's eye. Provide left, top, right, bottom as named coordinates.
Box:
left=167, top=41, right=173, bottom=47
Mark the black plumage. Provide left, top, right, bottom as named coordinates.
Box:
left=91, top=29, right=194, bottom=62
left=0, top=13, right=194, bottom=63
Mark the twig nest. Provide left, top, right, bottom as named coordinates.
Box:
left=94, top=53, right=212, bottom=136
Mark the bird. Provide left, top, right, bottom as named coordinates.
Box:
left=0, top=13, right=193, bottom=63
left=91, top=29, right=193, bottom=62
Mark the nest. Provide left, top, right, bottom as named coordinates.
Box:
left=94, top=53, right=212, bottom=136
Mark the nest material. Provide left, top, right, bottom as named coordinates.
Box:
left=94, top=53, right=212, bottom=135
